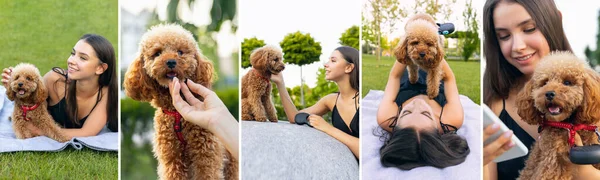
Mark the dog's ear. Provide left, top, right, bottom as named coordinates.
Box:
left=435, top=39, right=445, bottom=63
left=34, top=76, right=47, bottom=103
left=250, top=48, right=266, bottom=70
left=577, top=70, right=600, bottom=124
left=516, top=81, right=543, bottom=125
left=193, top=50, right=215, bottom=89
left=394, top=37, right=409, bottom=64
left=123, top=53, right=154, bottom=101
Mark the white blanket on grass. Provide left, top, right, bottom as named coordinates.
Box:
left=0, top=87, right=117, bottom=153
left=361, top=90, right=481, bottom=180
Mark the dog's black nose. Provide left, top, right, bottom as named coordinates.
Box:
left=545, top=91, right=555, bottom=100
left=419, top=52, right=426, bottom=57
left=166, top=59, right=177, bottom=69
left=18, top=83, right=23, bottom=87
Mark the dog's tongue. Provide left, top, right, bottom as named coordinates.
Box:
left=549, top=106, right=561, bottom=114
left=166, top=72, right=177, bottom=79
left=18, top=90, right=25, bottom=95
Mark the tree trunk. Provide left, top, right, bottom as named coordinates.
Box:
left=300, top=66, right=305, bottom=108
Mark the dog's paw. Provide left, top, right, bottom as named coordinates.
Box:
left=268, top=118, right=278, bottom=123
left=255, top=116, right=268, bottom=122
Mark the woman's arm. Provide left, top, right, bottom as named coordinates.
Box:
left=440, top=60, right=464, bottom=129
left=271, top=72, right=331, bottom=123
left=308, top=115, right=359, bottom=158
left=60, top=87, right=108, bottom=138
left=377, top=61, right=406, bottom=132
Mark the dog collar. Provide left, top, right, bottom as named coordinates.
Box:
left=20, top=104, right=39, bottom=121
left=253, top=69, right=271, bottom=84
left=162, top=109, right=187, bottom=149
left=540, top=120, right=599, bottom=147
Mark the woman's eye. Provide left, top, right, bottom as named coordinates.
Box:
left=524, top=27, right=536, bottom=33
left=70, top=52, right=75, bottom=56
left=498, top=34, right=510, bottom=40
left=177, top=50, right=183, bottom=56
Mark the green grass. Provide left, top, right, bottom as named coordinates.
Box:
left=0, top=0, right=118, bottom=179
left=0, top=149, right=118, bottom=179
left=362, top=54, right=481, bottom=104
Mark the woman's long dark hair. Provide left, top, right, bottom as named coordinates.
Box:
left=483, top=0, right=572, bottom=105
left=335, top=46, right=360, bottom=91
left=55, top=34, right=118, bottom=132
left=377, top=111, right=469, bottom=170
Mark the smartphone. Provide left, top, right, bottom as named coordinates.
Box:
left=483, top=104, right=529, bottom=162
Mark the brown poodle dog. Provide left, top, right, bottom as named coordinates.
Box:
left=394, top=13, right=445, bottom=99
left=123, top=24, right=237, bottom=179
left=241, top=45, right=285, bottom=122
left=516, top=52, right=600, bottom=179
left=5, top=63, right=69, bottom=142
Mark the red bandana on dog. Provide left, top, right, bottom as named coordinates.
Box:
left=540, top=120, right=598, bottom=147
left=20, top=104, right=39, bottom=121
left=162, top=109, right=187, bottom=149
left=253, top=69, right=271, bottom=90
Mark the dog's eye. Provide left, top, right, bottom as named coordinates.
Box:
left=427, top=42, right=433, bottom=46
left=563, top=80, right=572, bottom=86
left=273, top=58, right=278, bottom=62
left=153, top=51, right=161, bottom=58
left=26, top=77, right=31, bottom=81
left=177, top=50, right=183, bottom=56
left=410, top=41, right=418, bottom=45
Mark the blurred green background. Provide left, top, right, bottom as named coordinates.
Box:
left=119, top=0, right=237, bottom=179
left=0, top=0, right=118, bottom=179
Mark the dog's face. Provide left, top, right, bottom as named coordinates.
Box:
left=124, top=24, right=214, bottom=101
left=250, top=46, right=285, bottom=74
left=394, top=19, right=444, bottom=68
left=6, top=63, right=46, bottom=103
left=517, top=52, right=600, bottom=125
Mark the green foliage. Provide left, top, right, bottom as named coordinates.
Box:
left=461, top=0, right=480, bottom=62
left=339, top=25, right=360, bottom=49
left=413, top=0, right=456, bottom=21
left=585, top=45, right=595, bottom=67
left=241, top=37, right=266, bottom=68
left=166, top=0, right=237, bottom=32
left=279, top=31, right=323, bottom=66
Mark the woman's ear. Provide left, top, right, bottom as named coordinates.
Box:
left=96, top=63, right=108, bottom=75
left=345, top=63, right=355, bottom=74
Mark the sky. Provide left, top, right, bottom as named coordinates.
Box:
left=240, top=0, right=361, bottom=88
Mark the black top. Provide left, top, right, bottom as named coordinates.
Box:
left=331, top=93, right=360, bottom=138
left=394, top=69, right=457, bottom=134
left=497, top=99, right=535, bottom=180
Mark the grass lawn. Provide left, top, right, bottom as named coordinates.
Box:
left=0, top=0, right=118, bottom=179
left=0, top=149, right=118, bottom=179
left=362, top=54, right=481, bottom=104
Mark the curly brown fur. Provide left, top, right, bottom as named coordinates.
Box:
left=123, top=24, right=237, bottom=179
left=241, top=45, right=285, bottom=122
left=394, top=13, right=445, bottom=99
left=516, top=52, right=600, bottom=179
left=6, top=63, right=69, bottom=142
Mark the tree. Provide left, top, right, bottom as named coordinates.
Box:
left=365, top=0, right=406, bottom=66
left=280, top=31, right=322, bottom=108
left=461, top=0, right=479, bottom=61
left=339, top=25, right=360, bottom=49
left=595, top=10, right=600, bottom=67
left=413, top=0, right=456, bottom=21
left=241, top=37, right=266, bottom=68
left=585, top=45, right=595, bottom=67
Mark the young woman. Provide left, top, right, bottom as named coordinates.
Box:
left=2, top=34, right=118, bottom=139
left=482, top=0, right=600, bottom=179
left=271, top=46, right=360, bottom=158
left=376, top=55, right=469, bottom=169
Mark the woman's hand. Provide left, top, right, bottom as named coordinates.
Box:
left=2, top=67, right=13, bottom=87
left=308, top=114, right=332, bottom=132
left=168, top=77, right=232, bottom=131
left=483, top=123, right=515, bottom=165
left=270, top=72, right=284, bottom=87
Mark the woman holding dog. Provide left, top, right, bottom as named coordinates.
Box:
left=482, top=0, right=600, bottom=179
left=270, top=46, right=360, bottom=159
left=2, top=34, right=118, bottom=139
